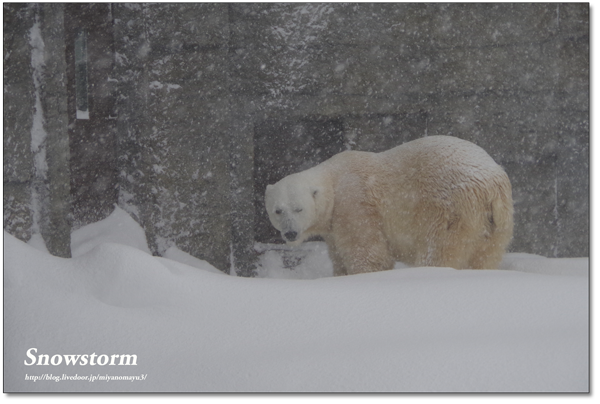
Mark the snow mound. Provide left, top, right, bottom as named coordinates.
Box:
left=71, top=205, right=152, bottom=256
left=500, top=253, right=588, bottom=277
left=26, top=232, right=49, bottom=253
left=2, top=206, right=590, bottom=393
left=162, top=245, right=223, bottom=274
left=255, top=241, right=334, bottom=279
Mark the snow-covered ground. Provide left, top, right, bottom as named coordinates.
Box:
left=3, top=206, right=589, bottom=392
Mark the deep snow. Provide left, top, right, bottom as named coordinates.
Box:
left=3, top=206, right=589, bottom=393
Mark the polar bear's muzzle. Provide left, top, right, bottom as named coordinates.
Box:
left=283, top=230, right=298, bottom=242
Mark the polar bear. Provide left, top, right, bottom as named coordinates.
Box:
left=265, top=135, right=513, bottom=276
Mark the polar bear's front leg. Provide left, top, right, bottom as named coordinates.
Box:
left=343, top=237, right=394, bottom=275
left=323, top=238, right=348, bottom=276
left=330, top=214, right=394, bottom=275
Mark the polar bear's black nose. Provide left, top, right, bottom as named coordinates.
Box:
left=284, top=231, right=298, bottom=241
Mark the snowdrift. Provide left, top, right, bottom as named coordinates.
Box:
left=3, top=207, right=589, bottom=392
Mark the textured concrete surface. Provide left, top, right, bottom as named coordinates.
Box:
left=3, top=3, right=589, bottom=272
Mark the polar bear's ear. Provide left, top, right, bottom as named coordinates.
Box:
left=265, top=184, right=274, bottom=199
left=311, top=187, right=319, bottom=199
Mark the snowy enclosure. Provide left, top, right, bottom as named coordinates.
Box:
left=3, top=208, right=589, bottom=392
left=1, top=3, right=591, bottom=394
left=3, top=3, right=589, bottom=275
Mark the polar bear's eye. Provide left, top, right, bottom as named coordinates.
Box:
left=275, top=209, right=282, bottom=215
left=294, top=208, right=303, bottom=213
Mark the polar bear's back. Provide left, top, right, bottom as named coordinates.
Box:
left=377, top=135, right=510, bottom=206
left=381, top=135, right=504, bottom=179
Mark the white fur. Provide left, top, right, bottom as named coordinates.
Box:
left=265, top=136, right=514, bottom=276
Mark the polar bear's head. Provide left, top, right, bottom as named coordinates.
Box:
left=265, top=171, right=326, bottom=246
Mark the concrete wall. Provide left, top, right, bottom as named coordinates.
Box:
left=4, top=3, right=71, bottom=257
left=4, top=4, right=35, bottom=243
left=239, top=3, right=589, bottom=258
left=3, top=3, right=589, bottom=273
left=112, top=4, right=236, bottom=272
left=65, top=3, right=118, bottom=230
